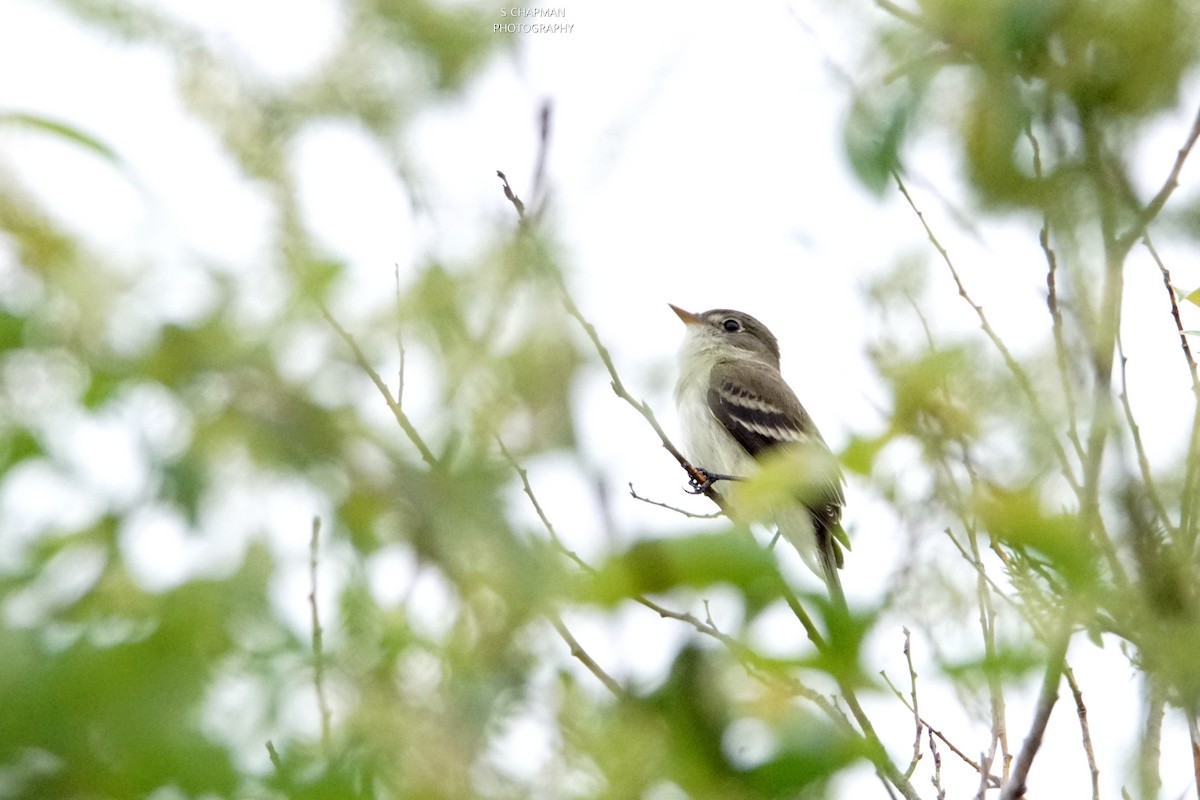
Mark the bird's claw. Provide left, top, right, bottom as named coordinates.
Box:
left=686, top=468, right=738, bottom=494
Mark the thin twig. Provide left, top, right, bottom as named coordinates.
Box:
left=1144, top=234, right=1200, bottom=543
left=1040, top=218, right=1086, bottom=463
left=1063, top=665, right=1100, bottom=800
left=1191, top=711, right=1200, bottom=800
left=320, top=301, right=438, bottom=467
left=977, top=749, right=994, bottom=800
left=1117, top=100, right=1200, bottom=253
left=874, top=0, right=927, bottom=28
left=1116, top=334, right=1174, bottom=533
left=968, top=525, right=1011, bottom=777
left=902, top=628, right=923, bottom=776
left=1024, top=124, right=1085, bottom=465
left=629, top=482, right=721, bottom=518
left=309, top=517, right=333, bottom=754
left=496, top=170, right=525, bottom=220
left=1000, top=624, right=1072, bottom=800
left=549, top=613, right=623, bottom=697
left=881, top=669, right=1003, bottom=787
left=266, top=740, right=283, bottom=772
left=497, top=438, right=595, bottom=575
left=929, top=731, right=946, bottom=800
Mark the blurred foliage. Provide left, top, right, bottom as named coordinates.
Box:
left=846, top=0, right=1200, bottom=794
left=2, top=0, right=1200, bottom=798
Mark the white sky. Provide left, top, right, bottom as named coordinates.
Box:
left=2, top=0, right=1199, bottom=797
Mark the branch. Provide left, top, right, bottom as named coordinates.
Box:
left=1144, top=235, right=1200, bottom=541
left=874, top=0, right=927, bottom=28
left=549, top=613, right=623, bottom=697
left=1063, top=665, right=1099, bottom=800
left=902, top=628, right=922, bottom=776
left=882, top=666, right=1003, bottom=787
left=928, top=731, right=946, bottom=800
left=308, top=517, right=332, bottom=754
left=1117, top=100, right=1200, bottom=253
left=628, top=482, right=721, bottom=518
left=1115, top=333, right=1174, bottom=533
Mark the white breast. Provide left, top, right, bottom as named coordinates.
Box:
left=674, top=342, right=756, bottom=484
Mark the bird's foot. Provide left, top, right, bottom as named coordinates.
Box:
left=686, top=468, right=741, bottom=494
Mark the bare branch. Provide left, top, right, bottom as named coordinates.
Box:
left=549, top=613, right=623, bottom=697
left=1144, top=235, right=1200, bottom=541
left=1064, top=665, right=1100, bottom=800
left=882, top=666, right=1003, bottom=787
left=498, top=438, right=595, bottom=575
left=1190, top=712, right=1200, bottom=800
left=1117, top=100, right=1200, bottom=253
left=902, top=628, right=923, bottom=776
left=496, top=169, right=525, bottom=220
left=629, top=482, right=721, bottom=518
left=928, top=731, right=946, bottom=800
left=1116, top=334, right=1174, bottom=533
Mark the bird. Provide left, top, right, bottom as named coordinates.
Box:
left=669, top=304, right=847, bottom=606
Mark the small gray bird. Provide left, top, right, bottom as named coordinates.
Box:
left=670, top=304, right=847, bottom=605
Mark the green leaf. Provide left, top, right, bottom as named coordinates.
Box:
left=976, top=486, right=1097, bottom=591
left=582, top=532, right=781, bottom=612
left=0, top=112, right=122, bottom=165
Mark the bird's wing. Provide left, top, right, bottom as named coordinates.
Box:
left=707, top=359, right=846, bottom=565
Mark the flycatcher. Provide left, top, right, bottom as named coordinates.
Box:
left=670, top=304, right=847, bottom=605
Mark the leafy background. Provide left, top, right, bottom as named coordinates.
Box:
left=3, top=1, right=1200, bottom=798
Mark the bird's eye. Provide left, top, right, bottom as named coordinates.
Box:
left=722, top=318, right=741, bottom=332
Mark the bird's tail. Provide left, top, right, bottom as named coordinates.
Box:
left=776, top=512, right=847, bottom=610
left=816, top=521, right=847, bottom=612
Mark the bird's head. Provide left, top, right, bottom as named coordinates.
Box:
left=669, top=304, right=781, bottom=369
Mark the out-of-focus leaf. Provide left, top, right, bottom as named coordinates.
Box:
left=964, top=76, right=1036, bottom=204
left=0, top=427, right=42, bottom=471
left=368, top=0, right=497, bottom=92
left=0, top=112, right=122, bottom=165
left=976, top=485, right=1096, bottom=591
left=581, top=532, right=780, bottom=613
left=942, top=644, right=1042, bottom=683
left=840, top=432, right=890, bottom=475
left=845, top=85, right=919, bottom=194
left=744, top=719, right=861, bottom=794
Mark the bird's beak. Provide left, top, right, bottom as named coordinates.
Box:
left=669, top=304, right=703, bottom=326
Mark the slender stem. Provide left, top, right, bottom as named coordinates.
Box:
left=1144, top=235, right=1200, bottom=544
left=549, top=613, right=623, bottom=697
left=319, top=301, right=438, bottom=468
left=1140, top=679, right=1166, bottom=800
left=1064, top=666, right=1100, bottom=800
left=308, top=517, right=333, bottom=754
